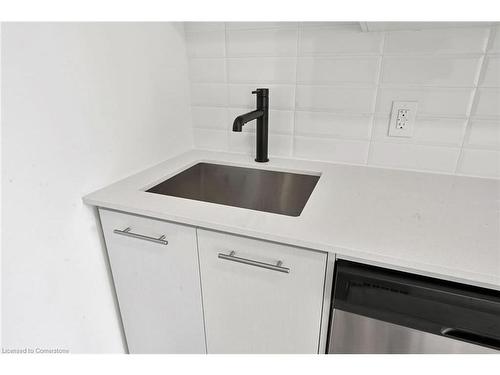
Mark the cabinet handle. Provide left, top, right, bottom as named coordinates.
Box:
left=218, top=251, right=290, bottom=273
left=113, top=227, right=168, bottom=245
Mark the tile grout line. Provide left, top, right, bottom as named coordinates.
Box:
left=223, top=22, right=231, bottom=152
left=453, top=26, right=494, bottom=174
left=182, top=23, right=196, bottom=150
left=192, top=103, right=480, bottom=121
left=191, top=81, right=486, bottom=90
left=189, top=52, right=491, bottom=59
left=365, top=32, right=387, bottom=165
left=290, top=24, right=301, bottom=158
left=192, top=104, right=497, bottom=124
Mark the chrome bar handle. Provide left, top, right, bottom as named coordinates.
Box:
left=218, top=251, right=290, bottom=273
left=113, top=227, right=168, bottom=245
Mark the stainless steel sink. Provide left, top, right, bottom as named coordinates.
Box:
left=146, top=162, right=320, bottom=217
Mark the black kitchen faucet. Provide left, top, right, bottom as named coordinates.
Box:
left=232, top=88, right=269, bottom=163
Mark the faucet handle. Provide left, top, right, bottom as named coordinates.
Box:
left=252, top=88, right=269, bottom=96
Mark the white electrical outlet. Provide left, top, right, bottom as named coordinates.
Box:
left=396, top=109, right=409, bottom=129
left=388, top=101, right=418, bottom=137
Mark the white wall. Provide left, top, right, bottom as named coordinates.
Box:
left=1, top=22, right=193, bottom=353
left=185, top=22, right=500, bottom=178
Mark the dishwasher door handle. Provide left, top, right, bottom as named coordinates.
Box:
left=441, top=328, right=500, bottom=351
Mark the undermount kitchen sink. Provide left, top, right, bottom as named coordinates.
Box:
left=146, top=162, right=320, bottom=216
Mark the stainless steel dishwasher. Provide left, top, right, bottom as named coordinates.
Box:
left=328, top=260, right=500, bottom=354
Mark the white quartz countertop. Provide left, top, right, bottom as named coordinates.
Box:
left=83, top=150, right=500, bottom=290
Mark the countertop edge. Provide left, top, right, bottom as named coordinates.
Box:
left=84, top=197, right=500, bottom=292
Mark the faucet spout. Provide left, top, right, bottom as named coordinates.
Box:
left=232, top=110, right=264, bottom=131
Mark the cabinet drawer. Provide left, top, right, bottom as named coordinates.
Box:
left=197, top=229, right=328, bottom=353
left=99, top=209, right=206, bottom=353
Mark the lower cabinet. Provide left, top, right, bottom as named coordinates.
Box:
left=99, top=209, right=206, bottom=353
left=197, top=229, right=328, bottom=354
left=99, top=209, right=329, bottom=354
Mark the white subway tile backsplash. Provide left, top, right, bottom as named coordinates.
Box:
left=365, top=22, right=494, bottom=32
left=466, top=120, right=500, bottom=149
left=228, top=132, right=253, bottom=154
left=188, top=58, right=226, bottom=83
left=227, top=108, right=294, bottom=135
left=294, top=137, right=370, bottom=164
left=268, top=134, right=294, bottom=157
left=381, top=57, right=481, bottom=87
left=480, top=57, right=500, bottom=87
left=384, top=28, right=489, bottom=54
left=184, top=22, right=499, bottom=178
left=186, top=30, right=225, bottom=57
left=300, top=22, right=361, bottom=31
left=369, top=142, right=460, bottom=172
left=190, top=84, right=227, bottom=107
left=296, top=85, right=376, bottom=113
left=299, top=28, right=383, bottom=55
left=473, top=89, right=500, bottom=117
left=227, top=58, right=296, bottom=83
left=229, top=132, right=292, bottom=156
left=488, top=26, right=500, bottom=53
left=226, top=28, right=298, bottom=56
left=225, top=22, right=298, bottom=30
left=372, top=116, right=467, bottom=146
left=297, top=57, right=380, bottom=84
left=184, top=22, right=225, bottom=33
left=414, top=118, right=467, bottom=146
left=228, top=84, right=295, bottom=110
left=295, top=112, right=372, bottom=140
left=193, top=128, right=229, bottom=151
left=376, top=88, right=473, bottom=117
left=268, top=110, right=294, bottom=135
left=458, top=149, right=500, bottom=177
left=191, top=106, right=228, bottom=130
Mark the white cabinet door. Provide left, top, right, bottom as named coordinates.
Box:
left=197, top=229, right=328, bottom=353
left=99, top=209, right=206, bottom=354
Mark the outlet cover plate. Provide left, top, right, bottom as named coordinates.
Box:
left=388, top=101, right=418, bottom=138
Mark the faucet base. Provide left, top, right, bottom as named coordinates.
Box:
left=255, top=157, right=269, bottom=163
